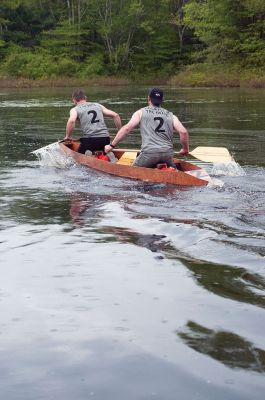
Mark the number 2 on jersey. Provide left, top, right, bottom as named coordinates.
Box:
left=154, top=117, right=165, bottom=133
left=87, top=110, right=99, bottom=123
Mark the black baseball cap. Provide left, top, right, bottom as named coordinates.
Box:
left=149, top=87, right=163, bottom=106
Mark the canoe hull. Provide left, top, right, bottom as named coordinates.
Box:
left=60, top=143, right=209, bottom=187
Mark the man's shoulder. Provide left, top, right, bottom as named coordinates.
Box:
left=70, top=106, right=78, bottom=114
left=132, top=108, right=143, bottom=119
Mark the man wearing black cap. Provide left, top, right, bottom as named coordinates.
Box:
left=104, top=87, right=189, bottom=168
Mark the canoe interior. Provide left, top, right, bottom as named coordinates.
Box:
left=61, top=141, right=209, bottom=186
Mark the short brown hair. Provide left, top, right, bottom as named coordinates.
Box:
left=72, top=90, right=86, bottom=102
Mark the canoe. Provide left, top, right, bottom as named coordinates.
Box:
left=59, top=142, right=211, bottom=186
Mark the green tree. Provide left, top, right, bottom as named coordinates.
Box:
left=92, top=0, right=145, bottom=71
left=183, top=0, right=265, bottom=68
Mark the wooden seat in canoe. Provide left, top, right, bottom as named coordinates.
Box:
left=117, top=151, right=138, bottom=166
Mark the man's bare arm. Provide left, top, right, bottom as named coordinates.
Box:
left=65, top=108, right=78, bottom=140
left=173, top=115, right=189, bottom=155
left=101, top=105, right=122, bottom=130
left=105, top=110, right=142, bottom=153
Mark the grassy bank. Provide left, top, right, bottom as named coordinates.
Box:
left=0, top=73, right=170, bottom=89
left=0, top=65, right=265, bottom=89
left=0, top=76, right=133, bottom=89
left=169, top=64, right=265, bottom=89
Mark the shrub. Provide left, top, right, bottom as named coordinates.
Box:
left=55, top=58, right=79, bottom=77
left=78, top=54, right=105, bottom=78
left=0, top=45, right=79, bottom=79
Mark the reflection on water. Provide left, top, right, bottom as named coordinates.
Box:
left=1, top=87, right=265, bottom=400
left=100, top=226, right=167, bottom=254
left=85, top=217, right=265, bottom=309
left=1, top=190, right=72, bottom=225
left=67, top=190, right=265, bottom=310
left=179, top=259, right=265, bottom=309
left=2, top=337, right=251, bottom=400
left=178, top=321, right=265, bottom=373
left=69, top=192, right=109, bottom=225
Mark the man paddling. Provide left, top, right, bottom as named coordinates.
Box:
left=104, top=88, right=189, bottom=168
left=64, top=90, right=122, bottom=154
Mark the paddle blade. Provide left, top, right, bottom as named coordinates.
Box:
left=189, top=147, right=233, bottom=163
left=30, top=140, right=68, bottom=155
left=31, top=141, right=61, bottom=155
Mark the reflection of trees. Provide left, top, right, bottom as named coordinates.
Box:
left=69, top=193, right=265, bottom=310
left=176, top=258, right=265, bottom=309
left=3, top=191, right=70, bottom=224
left=178, top=321, right=265, bottom=373
left=71, top=194, right=265, bottom=310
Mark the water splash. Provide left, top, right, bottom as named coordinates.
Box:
left=211, top=161, right=245, bottom=177
left=207, top=178, right=224, bottom=188
left=32, top=143, right=74, bottom=168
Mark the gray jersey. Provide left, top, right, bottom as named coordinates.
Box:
left=75, top=102, right=109, bottom=138
left=140, top=106, right=174, bottom=152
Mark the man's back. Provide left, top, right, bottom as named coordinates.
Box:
left=140, top=106, right=174, bottom=152
left=75, top=102, right=109, bottom=138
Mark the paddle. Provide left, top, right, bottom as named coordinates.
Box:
left=31, top=139, right=79, bottom=155
left=113, top=146, right=233, bottom=164
left=30, top=140, right=64, bottom=155
left=188, top=146, right=233, bottom=163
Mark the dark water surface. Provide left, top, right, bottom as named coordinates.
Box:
left=0, top=86, right=265, bottom=399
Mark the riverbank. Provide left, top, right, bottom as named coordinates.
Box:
left=169, top=65, right=265, bottom=89
left=0, top=77, right=132, bottom=89
left=0, top=67, right=265, bottom=89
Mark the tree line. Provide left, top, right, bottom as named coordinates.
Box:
left=0, top=0, right=264, bottom=81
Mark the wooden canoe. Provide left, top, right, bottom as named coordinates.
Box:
left=59, top=142, right=210, bottom=186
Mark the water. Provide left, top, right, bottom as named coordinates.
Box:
left=0, top=86, right=265, bottom=399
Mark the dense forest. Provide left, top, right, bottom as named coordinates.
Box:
left=0, top=0, right=264, bottom=86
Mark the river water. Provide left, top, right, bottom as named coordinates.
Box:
left=0, top=86, right=265, bottom=399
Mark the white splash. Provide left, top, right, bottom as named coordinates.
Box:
left=211, top=161, right=245, bottom=177
left=32, top=143, right=74, bottom=168
left=207, top=177, right=224, bottom=188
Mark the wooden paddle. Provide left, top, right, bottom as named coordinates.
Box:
left=188, top=146, right=233, bottom=163
left=114, top=146, right=233, bottom=164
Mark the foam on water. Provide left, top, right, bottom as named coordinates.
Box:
left=207, top=177, right=224, bottom=188
left=33, top=142, right=74, bottom=168
left=211, top=161, right=245, bottom=177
